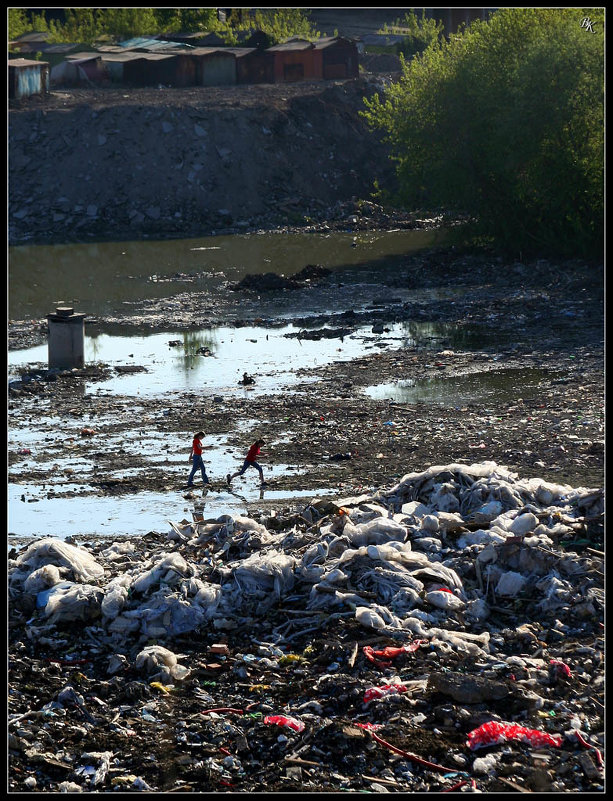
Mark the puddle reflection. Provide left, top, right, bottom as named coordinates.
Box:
left=8, top=484, right=334, bottom=540
left=365, top=367, right=558, bottom=406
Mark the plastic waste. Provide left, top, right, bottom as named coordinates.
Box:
left=495, top=571, right=526, bottom=597
left=467, top=720, right=563, bottom=750
left=17, top=538, right=105, bottom=583
left=549, top=659, right=572, bottom=679
left=263, top=715, right=305, bottom=732
left=39, top=582, right=103, bottom=625
left=25, top=564, right=62, bottom=595
left=355, top=606, right=387, bottom=630
left=509, top=512, right=539, bottom=535
left=425, top=589, right=466, bottom=611
left=363, top=684, right=408, bottom=703
left=233, top=550, right=296, bottom=597
left=363, top=642, right=424, bottom=667
left=472, top=753, right=498, bottom=774
left=135, top=645, right=182, bottom=672
left=132, top=552, right=192, bottom=594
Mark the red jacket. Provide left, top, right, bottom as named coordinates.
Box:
left=246, top=443, right=260, bottom=462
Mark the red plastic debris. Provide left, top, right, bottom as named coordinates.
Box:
left=354, top=722, right=384, bottom=731
left=549, top=659, right=572, bottom=679
left=574, top=730, right=604, bottom=768
left=363, top=684, right=408, bottom=703
left=363, top=641, right=426, bottom=668
left=366, top=729, right=461, bottom=774
left=442, top=778, right=478, bottom=792
left=263, top=715, right=305, bottom=732
left=467, top=721, right=563, bottom=750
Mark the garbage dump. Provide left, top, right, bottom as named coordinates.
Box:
left=8, top=461, right=604, bottom=793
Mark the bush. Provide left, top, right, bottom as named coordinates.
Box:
left=362, top=8, right=604, bottom=259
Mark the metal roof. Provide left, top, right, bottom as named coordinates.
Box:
left=14, top=31, right=52, bottom=42
left=267, top=40, right=315, bottom=52
left=9, top=57, right=50, bottom=68
left=313, top=35, right=357, bottom=49
left=65, top=52, right=104, bottom=61
left=219, top=47, right=259, bottom=58
left=173, top=47, right=237, bottom=58
left=117, top=37, right=164, bottom=49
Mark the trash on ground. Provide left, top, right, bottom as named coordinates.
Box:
left=9, top=462, right=604, bottom=792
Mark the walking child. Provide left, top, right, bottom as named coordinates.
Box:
left=187, top=431, right=209, bottom=487
left=227, top=439, right=267, bottom=486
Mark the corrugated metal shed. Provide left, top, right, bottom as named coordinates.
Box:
left=50, top=55, right=106, bottom=86
left=156, top=31, right=211, bottom=44
left=116, top=36, right=165, bottom=49
left=185, top=47, right=237, bottom=86
left=267, top=39, right=320, bottom=83
left=132, top=52, right=192, bottom=87
left=12, top=31, right=52, bottom=45
left=226, top=46, right=274, bottom=85
left=8, top=58, right=50, bottom=99
left=314, top=36, right=359, bottom=80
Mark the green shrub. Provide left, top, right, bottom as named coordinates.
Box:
left=362, top=8, right=604, bottom=259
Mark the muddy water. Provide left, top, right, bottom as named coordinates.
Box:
left=9, top=228, right=444, bottom=321
left=365, top=367, right=560, bottom=407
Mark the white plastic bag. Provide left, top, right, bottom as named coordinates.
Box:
left=17, top=538, right=104, bottom=583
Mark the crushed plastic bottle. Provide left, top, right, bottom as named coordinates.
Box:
left=467, top=720, right=563, bottom=750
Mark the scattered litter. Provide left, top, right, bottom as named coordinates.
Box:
left=8, top=462, right=604, bottom=792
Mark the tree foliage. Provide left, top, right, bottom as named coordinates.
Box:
left=379, top=9, right=445, bottom=59
left=362, top=8, right=604, bottom=259
left=8, top=8, right=32, bottom=40
left=10, top=8, right=220, bottom=44
left=221, top=8, right=321, bottom=45
left=10, top=7, right=319, bottom=45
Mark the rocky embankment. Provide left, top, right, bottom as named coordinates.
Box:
left=9, top=77, right=401, bottom=246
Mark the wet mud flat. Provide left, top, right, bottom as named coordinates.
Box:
left=8, top=462, right=604, bottom=792
left=9, top=248, right=604, bottom=505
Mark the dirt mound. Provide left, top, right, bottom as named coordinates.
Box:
left=9, top=78, right=397, bottom=246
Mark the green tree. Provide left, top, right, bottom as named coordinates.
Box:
left=220, top=8, right=321, bottom=45
left=48, top=8, right=103, bottom=44
left=8, top=8, right=31, bottom=40
left=362, top=8, right=604, bottom=259
left=99, top=8, right=160, bottom=40
left=380, top=9, right=444, bottom=59
left=153, top=8, right=218, bottom=34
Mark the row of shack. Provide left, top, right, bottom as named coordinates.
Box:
left=9, top=35, right=360, bottom=97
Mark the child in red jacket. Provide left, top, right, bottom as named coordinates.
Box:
left=187, top=431, right=209, bottom=487
left=227, top=439, right=267, bottom=486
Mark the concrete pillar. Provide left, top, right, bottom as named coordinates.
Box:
left=47, top=306, right=86, bottom=370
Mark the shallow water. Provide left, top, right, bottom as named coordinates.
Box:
left=8, top=484, right=332, bottom=540
left=364, top=367, right=560, bottom=407
left=9, top=228, right=445, bottom=321
left=9, top=318, right=501, bottom=397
